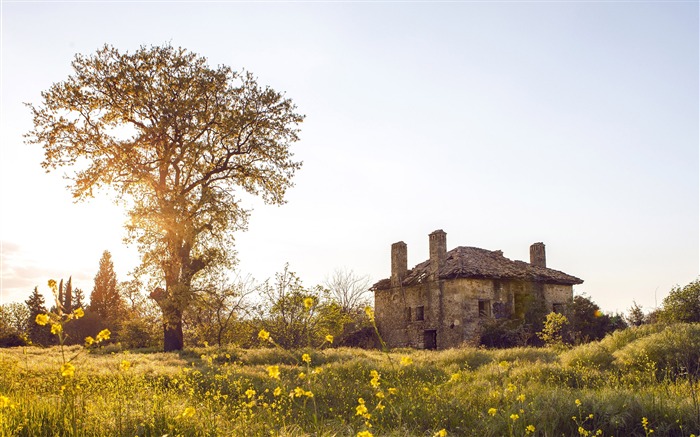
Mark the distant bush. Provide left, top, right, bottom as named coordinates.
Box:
left=0, top=330, right=27, bottom=347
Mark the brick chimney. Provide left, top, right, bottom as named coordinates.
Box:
left=530, top=242, right=546, bottom=268
left=429, top=230, right=447, bottom=280
left=391, top=241, right=407, bottom=287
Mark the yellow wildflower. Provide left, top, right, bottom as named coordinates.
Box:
left=303, top=297, right=314, bottom=309
left=365, top=306, right=375, bottom=321
left=526, top=424, right=536, bottom=434
left=302, top=353, right=311, bottom=364
left=298, top=372, right=306, bottom=380
left=120, top=360, right=131, bottom=371
left=267, top=365, right=280, bottom=379
left=434, top=429, right=447, bottom=437
left=507, top=383, right=516, bottom=392
left=84, top=336, right=95, bottom=346
left=388, top=387, right=397, bottom=395
left=376, top=391, right=385, bottom=399
left=96, top=329, right=111, bottom=342
left=48, top=279, right=57, bottom=291
left=246, top=389, right=256, bottom=399
left=400, top=356, right=413, bottom=366
left=517, top=394, right=526, bottom=402
left=181, top=406, right=196, bottom=418
left=258, top=329, right=270, bottom=342
left=575, top=398, right=582, bottom=406
left=357, top=431, right=373, bottom=437
left=73, top=308, right=84, bottom=319
left=370, top=369, right=380, bottom=388
left=35, top=314, right=49, bottom=326
left=488, top=408, right=497, bottom=416
left=0, top=395, right=10, bottom=408
left=51, top=323, right=62, bottom=335
left=293, top=387, right=305, bottom=397
left=356, top=398, right=368, bottom=416
left=510, top=413, right=519, bottom=421
left=273, top=387, right=282, bottom=396
left=61, top=363, right=75, bottom=378
left=325, top=334, right=334, bottom=344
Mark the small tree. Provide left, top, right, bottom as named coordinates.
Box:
left=183, top=273, right=256, bottom=346
left=324, top=269, right=371, bottom=314
left=537, top=312, right=569, bottom=347
left=257, top=265, right=343, bottom=349
left=0, top=303, right=31, bottom=346
left=25, top=287, right=52, bottom=345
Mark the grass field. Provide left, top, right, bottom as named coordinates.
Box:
left=1, top=323, right=700, bottom=436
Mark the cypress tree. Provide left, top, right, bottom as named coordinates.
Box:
left=64, top=276, right=73, bottom=312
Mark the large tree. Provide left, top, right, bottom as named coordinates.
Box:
left=26, top=44, right=303, bottom=350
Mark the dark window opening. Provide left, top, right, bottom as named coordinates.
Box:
left=478, top=300, right=491, bottom=317
left=552, top=303, right=565, bottom=314
left=405, top=307, right=412, bottom=322
left=415, top=306, right=425, bottom=321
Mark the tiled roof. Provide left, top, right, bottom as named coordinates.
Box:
left=372, top=246, right=583, bottom=290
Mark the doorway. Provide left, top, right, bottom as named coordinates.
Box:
left=423, top=330, right=437, bottom=350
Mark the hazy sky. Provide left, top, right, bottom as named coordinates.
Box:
left=1, top=1, right=698, bottom=315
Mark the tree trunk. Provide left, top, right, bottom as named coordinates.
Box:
left=163, top=308, right=184, bottom=352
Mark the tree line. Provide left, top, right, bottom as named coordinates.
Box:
left=0, top=251, right=376, bottom=350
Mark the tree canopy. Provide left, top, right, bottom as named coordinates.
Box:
left=660, top=279, right=700, bottom=323
left=26, top=44, right=304, bottom=350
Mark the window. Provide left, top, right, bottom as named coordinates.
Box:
left=478, top=300, right=491, bottom=317
left=415, top=306, right=425, bottom=321
left=405, top=307, right=412, bottom=322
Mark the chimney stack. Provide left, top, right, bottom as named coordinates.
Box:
left=391, top=241, right=407, bottom=287
left=429, top=229, right=447, bottom=280
left=530, top=242, right=546, bottom=268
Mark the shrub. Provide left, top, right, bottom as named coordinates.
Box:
left=613, top=323, right=700, bottom=379
left=561, top=342, right=614, bottom=370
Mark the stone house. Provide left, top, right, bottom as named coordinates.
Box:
left=371, top=230, right=583, bottom=350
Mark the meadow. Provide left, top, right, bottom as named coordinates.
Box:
left=1, top=323, right=700, bottom=437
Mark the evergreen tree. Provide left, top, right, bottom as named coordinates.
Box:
left=64, top=276, right=73, bottom=312
left=58, top=279, right=64, bottom=312
left=25, top=286, right=51, bottom=345
left=89, top=251, right=125, bottom=328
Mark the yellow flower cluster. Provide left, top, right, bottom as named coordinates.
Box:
left=369, top=370, right=380, bottom=389
left=61, top=363, right=75, bottom=378
left=267, top=365, right=280, bottom=379
left=258, top=329, right=271, bottom=342
left=303, top=297, right=314, bottom=309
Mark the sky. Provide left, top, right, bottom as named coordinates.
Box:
left=1, top=1, right=698, bottom=315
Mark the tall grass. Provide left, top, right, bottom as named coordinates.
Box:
left=1, top=324, right=700, bottom=436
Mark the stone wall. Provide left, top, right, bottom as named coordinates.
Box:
left=375, top=278, right=575, bottom=349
